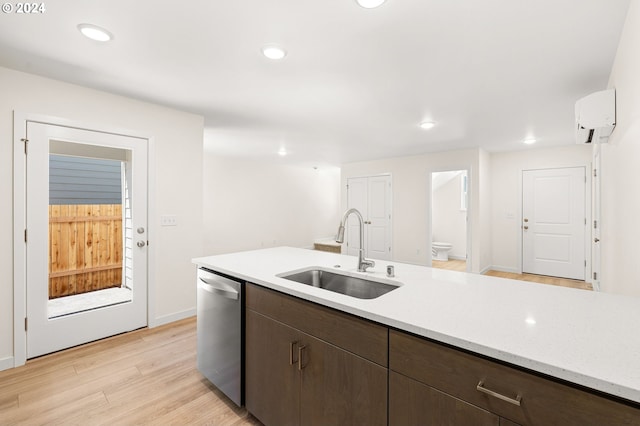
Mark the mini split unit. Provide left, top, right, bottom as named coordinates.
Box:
left=575, top=89, right=616, bottom=144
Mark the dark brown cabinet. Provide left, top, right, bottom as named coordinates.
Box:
left=245, top=309, right=299, bottom=426
left=390, top=370, right=500, bottom=426
left=243, top=282, right=640, bottom=425
left=389, top=329, right=640, bottom=426
left=245, top=284, right=388, bottom=426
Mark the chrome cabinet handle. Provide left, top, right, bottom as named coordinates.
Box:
left=523, top=226, right=529, bottom=230
left=476, top=381, right=522, bottom=407
left=289, top=341, right=298, bottom=365
left=137, top=240, right=146, bottom=247
left=297, top=345, right=307, bottom=371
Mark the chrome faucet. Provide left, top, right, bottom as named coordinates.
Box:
left=335, top=208, right=375, bottom=272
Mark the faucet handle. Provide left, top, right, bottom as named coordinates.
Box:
left=362, top=258, right=375, bottom=271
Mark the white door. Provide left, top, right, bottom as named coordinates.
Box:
left=346, top=177, right=367, bottom=257
left=522, top=167, right=585, bottom=280
left=592, top=146, right=601, bottom=289
left=346, top=175, right=392, bottom=261
left=26, top=122, right=148, bottom=358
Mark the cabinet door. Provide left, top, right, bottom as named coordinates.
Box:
left=300, top=331, right=387, bottom=426
left=245, top=310, right=300, bottom=426
left=390, top=371, right=499, bottom=426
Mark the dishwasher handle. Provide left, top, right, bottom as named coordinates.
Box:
left=198, top=276, right=240, bottom=300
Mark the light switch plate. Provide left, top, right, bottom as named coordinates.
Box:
left=161, top=215, right=177, bottom=226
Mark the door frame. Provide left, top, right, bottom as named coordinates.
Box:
left=12, top=111, right=157, bottom=367
left=427, top=165, right=472, bottom=272
left=518, top=166, right=592, bottom=281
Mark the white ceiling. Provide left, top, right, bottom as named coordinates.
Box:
left=0, top=0, right=630, bottom=166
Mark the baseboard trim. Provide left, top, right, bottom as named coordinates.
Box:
left=151, top=308, right=196, bottom=328
left=0, top=356, right=15, bottom=372
left=479, top=265, right=492, bottom=275
left=484, top=265, right=520, bottom=274
left=448, top=254, right=467, bottom=261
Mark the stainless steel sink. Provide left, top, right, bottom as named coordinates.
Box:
left=278, top=268, right=400, bottom=299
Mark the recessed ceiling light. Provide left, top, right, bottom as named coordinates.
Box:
left=523, top=138, right=537, bottom=145
left=278, top=148, right=287, bottom=156
left=262, top=45, right=287, bottom=60
left=356, top=0, right=387, bottom=8
left=420, top=121, right=436, bottom=130
left=78, top=24, right=113, bottom=42
left=525, top=317, right=537, bottom=325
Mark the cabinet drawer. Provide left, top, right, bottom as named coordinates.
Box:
left=246, top=283, right=388, bottom=366
left=390, top=330, right=640, bottom=426
left=390, top=371, right=499, bottom=426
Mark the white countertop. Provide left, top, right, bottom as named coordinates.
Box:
left=193, top=246, right=640, bottom=404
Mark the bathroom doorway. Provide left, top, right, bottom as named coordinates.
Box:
left=429, top=169, right=470, bottom=272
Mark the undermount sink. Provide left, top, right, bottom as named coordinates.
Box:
left=277, top=267, right=400, bottom=299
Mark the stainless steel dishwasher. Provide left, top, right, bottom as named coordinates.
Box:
left=196, top=267, right=243, bottom=406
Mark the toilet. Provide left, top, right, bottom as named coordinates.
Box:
left=432, top=242, right=453, bottom=261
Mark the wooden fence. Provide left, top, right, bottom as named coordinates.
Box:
left=49, top=204, right=123, bottom=299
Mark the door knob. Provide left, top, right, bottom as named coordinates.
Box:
left=594, top=238, right=600, bottom=243
left=523, top=226, right=529, bottom=230
left=137, top=241, right=146, bottom=248
left=523, top=218, right=529, bottom=223
left=137, top=227, right=145, bottom=234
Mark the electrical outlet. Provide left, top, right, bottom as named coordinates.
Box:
left=160, top=215, right=177, bottom=226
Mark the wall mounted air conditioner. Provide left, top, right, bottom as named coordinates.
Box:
left=575, top=89, right=616, bottom=144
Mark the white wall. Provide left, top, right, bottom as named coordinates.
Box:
left=202, top=154, right=341, bottom=255
left=341, top=149, right=490, bottom=273
left=601, top=0, right=640, bottom=297
left=432, top=172, right=467, bottom=259
left=490, top=145, right=592, bottom=273
left=0, top=66, right=204, bottom=368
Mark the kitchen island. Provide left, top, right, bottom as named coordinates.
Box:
left=193, top=246, right=640, bottom=424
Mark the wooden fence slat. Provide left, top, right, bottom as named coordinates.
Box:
left=49, top=264, right=123, bottom=278
left=48, top=204, right=123, bottom=299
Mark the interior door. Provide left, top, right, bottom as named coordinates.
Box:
left=346, top=177, right=367, bottom=258
left=522, top=167, right=585, bottom=280
left=26, top=122, right=148, bottom=358
left=366, top=175, right=392, bottom=260
left=346, top=176, right=392, bottom=261
left=592, top=146, right=601, bottom=289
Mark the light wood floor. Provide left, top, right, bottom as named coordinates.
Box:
left=432, top=259, right=593, bottom=291
left=0, top=318, right=261, bottom=426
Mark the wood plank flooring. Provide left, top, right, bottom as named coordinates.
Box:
left=0, top=318, right=261, bottom=426
left=432, top=259, right=592, bottom=291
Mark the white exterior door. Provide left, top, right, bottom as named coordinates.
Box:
left=25, top=122, right=148, bottom=358
left=522, top=167, right=586, bottom=280
left=347, top=175, right=392, bottom=260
